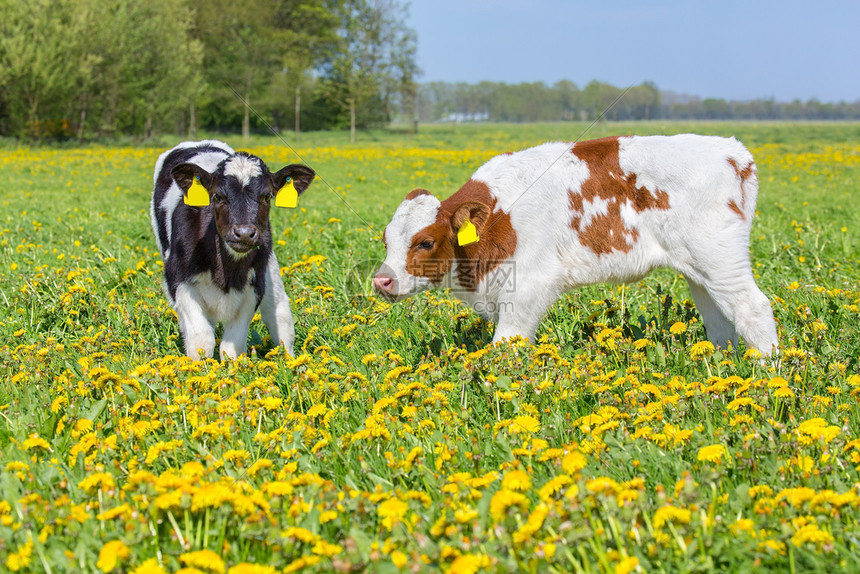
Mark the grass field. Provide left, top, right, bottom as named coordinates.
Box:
left=1, top=122, right=859, bottom=573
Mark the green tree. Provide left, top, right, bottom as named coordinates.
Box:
left=582, top=80, right=623, bottom=121
left=325, top=0, right=417, bottom=142
left=195, top=0, right=281, bottom=140
left=0, top=0, right=79, bottom=136
left=270, top=0, right=340, bottom=141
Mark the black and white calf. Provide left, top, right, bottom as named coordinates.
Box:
left=150, top=140, right=315, bottom=360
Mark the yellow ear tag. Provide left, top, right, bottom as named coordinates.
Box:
left=458, top=219, right=479, bottom=246
left=185, top=176, right=209, bottom=207
left=275, top=177, right=298, bottom=208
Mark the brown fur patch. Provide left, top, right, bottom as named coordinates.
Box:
left=404, top=180, right=518, bottom=292
left=443, top=180, right=517, bottom=291
left=726, top=157, right=756, bottom=220
left=570, top=137, right=670, bottom=256
left=406, top=188, right=431, bottom=200
left=404, top=221, right=455, bottom=283
left=727, top=200, right=745, bottom=219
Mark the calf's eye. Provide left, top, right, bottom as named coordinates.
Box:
left=213, top=194, right=226, bottom=205
left=418, top=240, right=434, bottom=250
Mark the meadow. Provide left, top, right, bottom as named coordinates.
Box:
left=1, top=121, right=859, bottom=573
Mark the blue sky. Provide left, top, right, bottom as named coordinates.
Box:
left=408, top=0, right=859, bottom=102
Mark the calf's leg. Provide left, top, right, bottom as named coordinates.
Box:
left=175, top=283, right=215, bottom=360
left=491, top=285, right=558, bottom=344
left=681, top=239, right=779, bottom=356
left=219, top=289, right=258, bottom=360
left=686, top=279, right=738, bottom=349
left=260, top=255, right=296, bottom=355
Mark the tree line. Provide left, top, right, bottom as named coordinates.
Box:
left=1, top=0, right=857, bottom=141
left=417, top=81, right=860, bottom=123
left=0, top=0, right=417, bottom=141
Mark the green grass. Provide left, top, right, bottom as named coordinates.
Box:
left=0, top=122, right=859, bottom=573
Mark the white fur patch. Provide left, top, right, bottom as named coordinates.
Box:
left=189, top=273, right=253, bottom=324
left=223, top=155, right=262, bottom=186
left=379, top=194, right=441, bottom=296
left=223, top=242, right=253, bottom=260
left=175, top=272, right=259, bottom=360
left=152, top=140, right=234, bottom=185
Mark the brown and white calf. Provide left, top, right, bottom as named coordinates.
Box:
left=151, top=140, right=315, bottom=360
left=374, top=134, right=779, bottom=355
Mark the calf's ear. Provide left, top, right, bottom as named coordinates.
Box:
left=272, top=164, right=316, bottom=196
left=451, top=202, right=491, bottom=247
left=172, top=163, right=213, bottom=194
left=451, top=201, right=491, bottom=232
left=172, top=164, right=214, bottom=207
left=406, top=188, right=431, bottom=200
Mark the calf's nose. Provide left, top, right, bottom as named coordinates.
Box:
left=373, top=275, right=394, bottom=293
left=230, top=225, right=259, bottom=243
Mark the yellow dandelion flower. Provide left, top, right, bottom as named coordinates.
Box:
left=97, top=540, right=130, bottom=572
left=378, top=497, right=409, bottom=530
left=669, top=321, right=687, bottom=335
left=319, top=510, right=338, bottom=523
left=791, top=523, right=834, bottom=547
left=509, top=414, right=540, bottom=434
left=776, top=487, right=816, bottom=507
left=145, top=439, right=183, bottom=464
left=690, top=341, right=715, bottom=360
left=130, top=558, right=168, bottom=574
left=5, top=535, right=34, bottom=572
left=448, top=553, right=491, bottom=574
left=385, top=366, right=412, bottom=382
left=631, top=338, right=652, bottom=351
left=501, top=469, right=532, bottom=492
left=259, top=396, right=283, bottom=411
left=743, top=348, right=762, bottom=361
left=227, top=565, right=278, bottom=574
left=23, top=433, right=51, bottom=451
left=178, top=549, right=226, bottom=573
left=796, top=418, right=840, bottom=444
left=489, top=489, right=529, bottom=522
left=561, top=450, right=587, bottom=474
left=730, top=518, right=755, bottom=534
left=586, top=476, right=620, bottom=495
left=283, top=556, right=322, bottom=573
left=614, top=556, right=639, bottom=574
left=653, top=505, right=692, bottom=529
left=759, top=539, right=786, bottom=556
left=283, top=526, right=316, bottom=543
left=391, top=550, right=408, bottom=569
left=372, top=396, right=397, bottom=414
left=50, top=395, right=68, bottom=413
left=78, top=472, right=115, bottom=494
left=97, top=504, right=132, bottom=521
left=512, top=504, right=549, bottom=543
left=697, top=444, right=727, bottom=464
left=307, top=403, right=328, bottom=418
left=246, top=458, right=274, bottom=477
left=311, top=540, right=343, bottom=557
left=539, top=475, right=572, bottom=501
